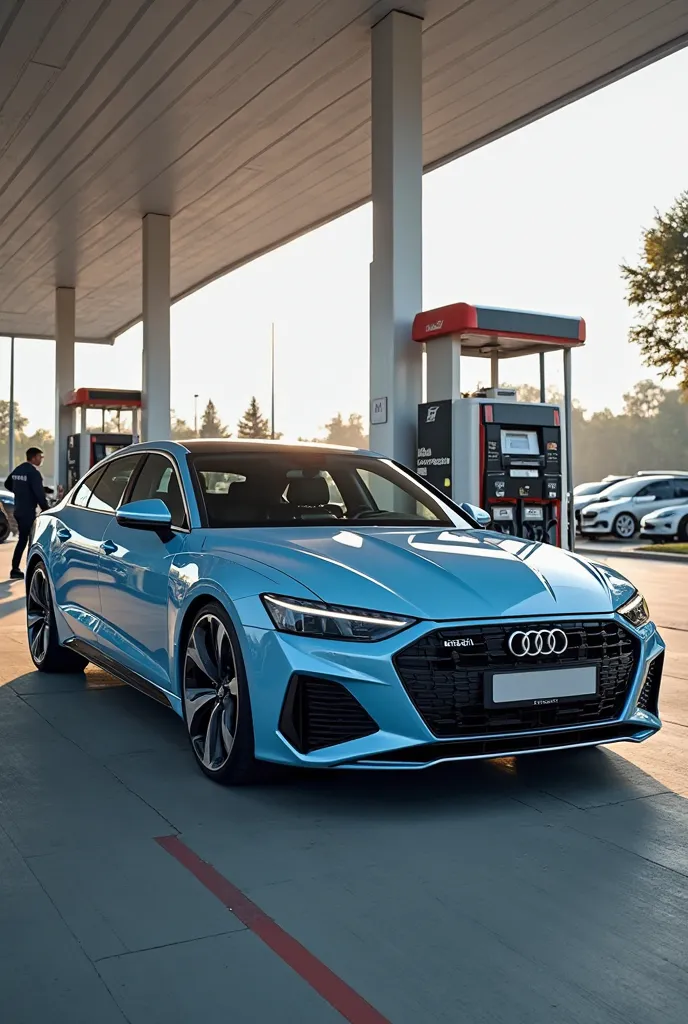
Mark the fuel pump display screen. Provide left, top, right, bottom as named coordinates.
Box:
left=500, top=429, right=539, bottom=455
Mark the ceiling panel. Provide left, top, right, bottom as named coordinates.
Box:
left=0, top=0, right=686, bottom=340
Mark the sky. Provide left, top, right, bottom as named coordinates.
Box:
left=2, top=45, right=688, bottom=438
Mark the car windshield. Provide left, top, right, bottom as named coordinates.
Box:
left=597, top=478, right=664, bottom=500
left=574, top=481, right=607, bottom=496
left=190, top=452, right=471, bottom=528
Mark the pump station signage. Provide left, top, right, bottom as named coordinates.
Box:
left=417, top=399, right=452, bottom=495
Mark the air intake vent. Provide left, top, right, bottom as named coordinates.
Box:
left=637, top=653, right=663, bottom=716
left=279, top=676, right=379, bottom=754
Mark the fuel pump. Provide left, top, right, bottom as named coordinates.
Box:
left=64, top=388, right=142, bottom=489
left=413, top=302, right=584, bottom=550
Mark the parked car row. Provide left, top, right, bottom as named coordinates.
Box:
left=574, top=472, right=688, bottom=541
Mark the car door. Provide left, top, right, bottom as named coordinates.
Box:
left=50, top=454, right=141, bottom=642
left=97, top=451, right=190, bottom=691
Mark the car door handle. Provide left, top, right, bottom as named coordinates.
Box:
left=56, top=526, right=71, bottom=542
left=101, top=539, right=117, bottom=555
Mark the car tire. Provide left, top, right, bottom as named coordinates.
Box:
left=181, top=601, right=261, bottom=785
left=677, top=516, right=688, bottom=542
left=0, top=515, right=9, bottom=543
left=27, top=562, right=89, bottom=673
left=612, top=512, right=638, bottom=540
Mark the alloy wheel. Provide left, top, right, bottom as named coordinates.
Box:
left=184, top=613, right=239, bottom=772
left=615, top=513, right=636, bottom=539
left=27, top=567, right=51, bottom=664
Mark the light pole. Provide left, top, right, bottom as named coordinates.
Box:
left=8, top=335, right=15, bottom=474
left=194, top=394, right=199, bottom=436
left=270, top=323, right=275, bottom=439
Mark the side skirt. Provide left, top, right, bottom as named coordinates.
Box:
left=64, top=637, right=173, bottom=709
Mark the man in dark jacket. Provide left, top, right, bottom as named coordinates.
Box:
left=4, top=446, right=49, bottom=580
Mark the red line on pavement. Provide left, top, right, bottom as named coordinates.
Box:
left=156, top=834, right=391, bottom=1024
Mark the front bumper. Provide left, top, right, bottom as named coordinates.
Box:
left=580, top=519, right=612, bottom=535
left=640, top=521, right=676, bottom=541
left=242, top=614, right=664, bottom=769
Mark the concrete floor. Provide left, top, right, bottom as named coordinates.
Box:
left=1, top=540, right=687, bottom=1024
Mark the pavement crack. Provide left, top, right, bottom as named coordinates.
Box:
left=93, top=928, right=248, bottom=964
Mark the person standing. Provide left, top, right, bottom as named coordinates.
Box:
left=4, top=446, right=49, bottom=580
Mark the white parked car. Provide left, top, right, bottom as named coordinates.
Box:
left=580, top=475, right=688, bottom=540
left=572, top=480, right=615, bottom=530
left=640, top=504, right=688, bottom=543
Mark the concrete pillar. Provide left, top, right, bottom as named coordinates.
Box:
left=426, top=338, right=461, bottom=403
left=142, top=213, right=171, bottom=441
left=55, top=287, right=76, bottom=487
left=369, top=10, right=423, bottom=465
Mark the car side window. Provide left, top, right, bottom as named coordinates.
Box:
left=88, top=455, right=142, bottom=513
left=128, top=453, right=188, bottom=529
left=674, top=481, right=688, bottom=499
left=72, top=466, right=105, bottom=507
left=645, top=480, right=674, bottom=500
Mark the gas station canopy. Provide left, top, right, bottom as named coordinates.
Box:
left=1, top=0, right=687, bottom=342
left=413, top=302, right=586, bottom=358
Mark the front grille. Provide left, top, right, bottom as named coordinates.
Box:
left=393, top=620, right=638, bottom=738
left=278, top=675, right=379, bottom=753
left=637, top=652, right=663, bottom=716
left=361, top=723, right=650, bottom=764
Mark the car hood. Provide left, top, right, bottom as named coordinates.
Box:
left=210, top=526, right=623, bottom=620
left=642, top=504, right=684, bottom=521
left=583, top=497, right=626, bottom=512
left=573, top=494, right=605, bottom=509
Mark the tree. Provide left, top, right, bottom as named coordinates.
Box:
left=237, top=396, right=271, bottom=438
left=621, top=191, right=688, bottom=389
left=0, top=399, right=29, bottom=441
left=622, top=379, right=663, bottom=418
left=199, top=400, right=230, bottom=438
left=170, top=412, right=196, bottom=440
left=321, top=412, right=368, bottom=448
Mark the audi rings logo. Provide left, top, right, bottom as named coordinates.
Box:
left=508, top=629, right=568, bottom=657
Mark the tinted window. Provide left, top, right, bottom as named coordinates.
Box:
left=674, top=482, right=688, bottom=499
left=636, top=480, right=674, bottom=500
left=601, top=478, right=659, bottom=500
left=192, top=452, right=470, bottom=529
left=88, top=455, right=141, bottom=513
left=72, top=466, right=105, bottom=507
left=129, top=453, right=187, bottom=529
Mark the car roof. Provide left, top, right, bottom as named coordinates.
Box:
left=175, top=438, right=380, bottom=458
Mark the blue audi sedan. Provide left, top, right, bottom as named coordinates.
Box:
left=25, top=440, right=664, bottom=784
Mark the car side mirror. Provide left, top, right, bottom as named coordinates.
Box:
left=116, top=498, right=172, bottom=530
left=635, top=495, right=654, bottom=503
left=459, top=502, right=492, bottom=528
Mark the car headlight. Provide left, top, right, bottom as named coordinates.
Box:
left=652, top=509, right=675, bottom=520
left=261, top=594, right=416, bottom=641
left=618, top=591, right=650, bottom=628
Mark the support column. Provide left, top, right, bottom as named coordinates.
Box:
left=55, top=287, right=76, bottom=488
left=142, top=213, right=171, bottom=441
left=563, top=347, right=574, bottom=552
left=426, top=338, right=461, bottom=402
left=369, top=10, right=423, bottom=465
left=490, top=353, right=499, bottom=389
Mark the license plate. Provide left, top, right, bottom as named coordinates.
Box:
left=487, top=665, right=598, bottom=708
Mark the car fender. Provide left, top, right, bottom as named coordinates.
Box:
left=168, top=552, right=319, bottom=698
left=26, top=513, right=78, bottom=642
